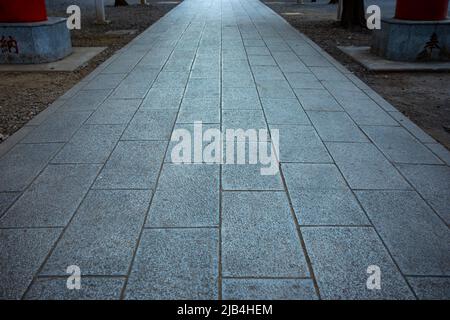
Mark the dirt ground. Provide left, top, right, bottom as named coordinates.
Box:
left=0, top=2, right=180, bottom=143
left=265, top=1, right=450, bottom=150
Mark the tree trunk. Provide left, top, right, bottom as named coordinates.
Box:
left=115, top=0, right=129, bottom=6
left=340, top=0, right=366, bottom=28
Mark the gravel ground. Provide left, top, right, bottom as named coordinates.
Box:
left=265, top=1, right=450, bottom=150
left=0, top=1, right=180, bottom=143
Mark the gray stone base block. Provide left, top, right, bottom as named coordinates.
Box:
left=0, top=17, right=72, bottom=64
left=0, top=47, right=106, bottom=72
left=339, top=46, right=450, bottom=72
left=372, top=18, right=450, bottom=62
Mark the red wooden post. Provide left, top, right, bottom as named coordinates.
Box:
left=395, top=0, right=449, bottom=21
left=0, top=0, right=48, bottom=23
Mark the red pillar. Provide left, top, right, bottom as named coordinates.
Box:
left=395, top=0, right=449, bottom=21
left=0, top=0, right=48, bottom=23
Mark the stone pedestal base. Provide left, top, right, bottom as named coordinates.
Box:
left=372, top=18, right=450, bottom=62
left=0, top=17, right=72, bottom=64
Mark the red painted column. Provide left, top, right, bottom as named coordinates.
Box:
left=395, top=0, right=449, bottom=21
left=0, top=0, right=48, bottom=23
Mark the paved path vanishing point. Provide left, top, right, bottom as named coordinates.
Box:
left=1, top=0, right=450, bottom=300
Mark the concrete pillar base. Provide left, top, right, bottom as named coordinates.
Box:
left=0, top=17, right=72, bottom=64
left=371, top=18, right=450, bottom=62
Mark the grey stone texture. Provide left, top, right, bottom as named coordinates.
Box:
left=396, top=164, right=450, bottom=225
left=308, top=111, right=368, bottom=142
left=222, top=192, right=309, bottom=277
left=0, top=228, right=61, bottom=299
left=146, top=164, right=219, bottom=227
left=326, top=142, right=411, bottom=190
left=283, top=164, right=369, bottom=226
left=25, top=277, right=125, bottom=300
left=93, top=141, right=166, bottom=189
left=408, top=277, right=450, bottom=300
left=41, top=189, right=152, bottom=276
left=0, top=164, right=101, bottom=227
left=275, top=125, right=332, bottom=163
left=0, top=192, right=19, bottom=217
left=125, top=228, right=218, bottom=299
left=222, top=279, right=318, bottom=300
left=356, top=190, right=450, bottom=276
left=51, top=125, right=125, bottom=164
left=1, top=0, right=449, bottom=300
left=0, top=143, right=62, bottom=192
left=302, top=227, right=415, bottom=299
left=86, top=99, right=142, bottom=125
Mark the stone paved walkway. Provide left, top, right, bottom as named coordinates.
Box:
left=1, top=0, right=450, bottom=300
